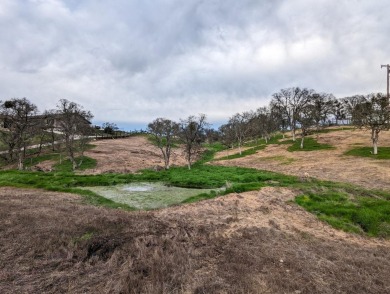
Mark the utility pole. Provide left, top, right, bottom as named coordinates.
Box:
left=381, top=64, right=390, bottom=102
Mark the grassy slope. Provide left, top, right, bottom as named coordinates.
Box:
left=0, top=132, right=389, bottom=238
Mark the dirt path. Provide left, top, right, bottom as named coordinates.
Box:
left=83, top=136, right=187, bottom=174
left=214, top=128, right=390, bottom=191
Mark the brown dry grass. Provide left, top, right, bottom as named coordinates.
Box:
left=1, top=187, right=390, bottom=293
left=82, top=136, right=187, bottom=174
left=214, top=128, right=390, bottom=190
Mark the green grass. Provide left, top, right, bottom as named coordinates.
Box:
left=22, top=144, right=97, bottom=171
left=344, top=147, right=390, bottom=159
left=53, top=156, right=97, bottom=172
left=24, top=153, right=60, bottom=168
left=295, top=190, right=390, bottom=238
left=287, top=137, right=334, bottom=152
left=216, top=145, right=266, bottom=161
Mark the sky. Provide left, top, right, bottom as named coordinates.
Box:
left=1, top=0, right=389, bottom=130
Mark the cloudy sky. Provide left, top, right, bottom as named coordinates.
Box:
left=1, top=0, right=389, bottom=130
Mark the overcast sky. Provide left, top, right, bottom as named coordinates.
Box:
left=1, top=0, right=389, bottom=130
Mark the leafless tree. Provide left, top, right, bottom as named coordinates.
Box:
left=55, top=99, right=93, bottom=170
left=218, top=123, right=235, bottom=157
left=253, top=107, right=280, bottom=144
left=330, top=98, right=346, bottom=125
left=341, top=95, right=365, bottom=123
left=178, top=114, right=208, bottom=170
left=228, top=111, right=254, bottom=155
left=148, top=118, right=179, bottom=170
left=310, top=93, right=334, bottom=130
left=0, top=98, right=39, bottom=170
left=352, top=93, right=390, bottom=154
left=271, top=87, right=314, bottom=141
left=42, top=109, right=58, bottom=151
left=295, top=103, right=316, bottom=149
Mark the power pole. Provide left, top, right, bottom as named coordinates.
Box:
left=381, top=64, right=390, bottom=102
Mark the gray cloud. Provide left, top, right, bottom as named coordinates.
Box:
left=0, top=0, right=389, bottom=128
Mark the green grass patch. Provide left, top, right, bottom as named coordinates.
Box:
left=295, top=190, right=390, bottom=238
left=24, top=153, right=60, bottom=168
left=344, top=147, right=390, bottom=159
left=287, top=137, right=334, bottom=152
left=216, top=145, right=266, bottom=161
left=53, top=156, right=97, bottom=172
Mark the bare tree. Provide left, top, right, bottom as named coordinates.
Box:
left=42, top=110, right=58, bottom=151
left=310, top=93, right=334, bottom=131
left=330, top=98, right=346, bottom=125
left=0, top=98, right=39, bottom=170
left=341, top=95, right=365, bottom=123
left=148, top=118, right=179, bottom=170
left=253, top=107, right=280, bottom=144
left=228, top=111, right=254, bottom=155
left=55, top=99, right=93, bottom=170
left=295, top=103, right=316, bottom=149
left=271, top=87, right=314, bottom=141
left=178, top=114, right=208, bottom=170
left=219, top=123, right=235, bottom=157
left=352, top=93, right=390, bottom=154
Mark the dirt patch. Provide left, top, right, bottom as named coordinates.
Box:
left=83, top=136, right=187, bottom=173
left=214, top=128, right=390, bottom=190
left=1, top=187, right=390, bottom=293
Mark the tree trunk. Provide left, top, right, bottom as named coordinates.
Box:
left=292, top=128, right=296, bottom=141
left=372, top=129, right=380, bottom=155
left=187, top=153, right=191, bottom=170
left=300, top=136, right=304, bottom=149
left=17, top=152, right=23, bottom=170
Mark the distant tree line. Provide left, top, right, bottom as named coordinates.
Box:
left=218, top=87, right=390, bottom=154
left=0, top=98, right=93, bottom=170
left=148, top=88, right=390, bottom=168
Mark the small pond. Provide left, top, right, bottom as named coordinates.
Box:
left=82, top=182, right=222, bottom=210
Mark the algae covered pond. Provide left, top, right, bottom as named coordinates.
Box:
left=82, top=182, right=222, bottom=210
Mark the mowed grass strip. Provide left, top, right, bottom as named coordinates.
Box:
left=344, top=146, right=390, bottom=159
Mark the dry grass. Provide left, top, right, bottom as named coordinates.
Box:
left=1, top=187, right=389, bottom=293
left=214, top=128, right=390, bottom=190
left=82, top=136, right=188, bottom=174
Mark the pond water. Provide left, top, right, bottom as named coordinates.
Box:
left=82, top=182, right=222, bottom=210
